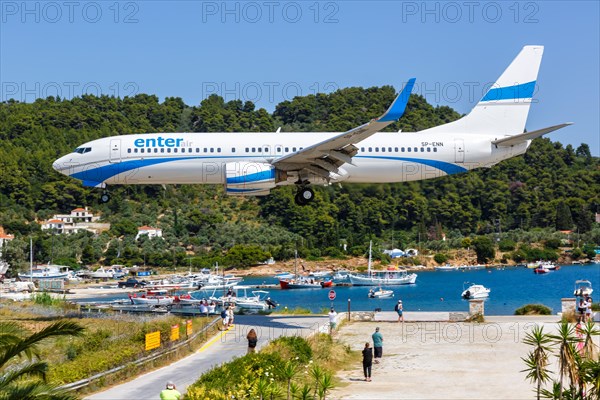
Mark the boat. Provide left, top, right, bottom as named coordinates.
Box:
left=89, top=266, right=116, bottom=279
left=274, top=272, right=294, bottom=280
left=308, top=270, right=330, bottom=278
left=348, top=242, right=417, bottom=286
left=128, top=289, right=174, bottom=305
left=278, top=250, right=333, bottom=289
left=435, top=264, right=458, bottom=271
left=18, top=264, right=71, bottom=280
left=533, top=266, right=550, bottom=274
left=528, top=261, right=558, bottom=270
left=208, top=286, right=278, bottom=311
left=573, top=280, right=593, bottom=297
left=332, top=270, right=350, bottom=281
left=457, top=264, right=486, bottom=270
left=368, top=288, right=394, bottom=299
left=461, top=283, right=491, bottom=299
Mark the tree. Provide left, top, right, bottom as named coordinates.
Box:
left=521, top=326, right=552, bottom=400
left=472, top=236, right=495, bottom=264
left=0, top=320, right=84, bottom=400
left=555, top=202, right=574, bottom=231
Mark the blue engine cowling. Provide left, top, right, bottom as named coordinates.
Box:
left=225, top=162, right=280, bottom=196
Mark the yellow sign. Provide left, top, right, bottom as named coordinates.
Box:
left=186, top=320, right=192, bottom=336
left=145, top=331, right=161, bottom=351
left=170, top=324, right=180, bottom=341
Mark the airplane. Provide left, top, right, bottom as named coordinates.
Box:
left=53, top=45, right=572, bottom=206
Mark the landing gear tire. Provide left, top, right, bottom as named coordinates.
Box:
left=100, top=192, right=110, bottom=203
left=294, top=187, right=314, bottom=206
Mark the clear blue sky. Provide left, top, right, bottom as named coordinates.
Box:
left=1, top=1, right=598, bottom=155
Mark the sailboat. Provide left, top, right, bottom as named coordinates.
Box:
left=348, top=242, right=417, bottom=286
left=278, top=250, right=333, bottom=289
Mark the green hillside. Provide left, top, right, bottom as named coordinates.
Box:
left=0, top=89, right=598, bottom=270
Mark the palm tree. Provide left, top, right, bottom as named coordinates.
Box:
left=580, top=360, right=600, bottom=400
left=549, top=322, right=580, bottom=400
left=317, top=372, right=334, bottom=400
left=277, top=360, right=298, bottom=400
left=0, top=320, right=84, bottom=400
left=579, top=320, right=599, bottom=361
left=522, top=326, right=552, bottom=400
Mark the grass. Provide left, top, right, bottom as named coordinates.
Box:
left=273, top=306, right=313, bottom=315
left=0, top=300, right=214, bottom=391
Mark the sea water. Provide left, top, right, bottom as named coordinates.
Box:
left=76, top=264, right=599, bottom=315
left=241, top=264, right=600, bottom=315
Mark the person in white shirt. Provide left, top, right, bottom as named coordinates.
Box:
left=328, top=308, right=338, bottom=334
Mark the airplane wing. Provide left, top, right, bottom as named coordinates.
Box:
left=273, top=79, right=416, bottom=178
left=492, top=122, right=573, bottom=147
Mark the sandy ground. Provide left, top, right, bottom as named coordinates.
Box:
left=329, top=316, right=587, bottom=400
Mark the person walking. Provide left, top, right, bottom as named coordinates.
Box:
left=362, top=342, right=373, bottom=382
left=160, top=380, right=181, bottom=400
left=247, top=328, right=258, bottom=354
left=371, top=327, right=383, bottom=363
left=395, top=300, right=404, bottom=322
left=328, top=308, right=338, bottom=334
left=227, top=304, right=235, bottom=327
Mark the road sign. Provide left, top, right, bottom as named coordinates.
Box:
left=328, top=290, right=336, bottom=301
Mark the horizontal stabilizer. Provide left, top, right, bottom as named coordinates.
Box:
left=492, top=123, right=573, bottom=146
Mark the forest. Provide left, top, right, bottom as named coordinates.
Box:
left=0, top=87, right=598, bottom=270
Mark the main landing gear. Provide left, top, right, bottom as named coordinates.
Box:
left=294, top=186, right=314, bottom=206
left=100, top=190, right=111, bottom=203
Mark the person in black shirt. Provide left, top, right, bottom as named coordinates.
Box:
left=362, top=342, right=373, bottom=381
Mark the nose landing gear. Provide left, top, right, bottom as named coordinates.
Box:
left=100, top=190, right=110, bottom=203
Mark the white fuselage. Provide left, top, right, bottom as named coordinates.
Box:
left=53, top=131, right=529, bottom=187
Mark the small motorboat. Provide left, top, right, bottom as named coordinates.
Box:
left=368, top=288, right=394, bottom=299
left=533, top=266, right=550, bottom=274
left=574, top=280, right=593, bottom=297
left=461, top=283, right=490, bottom=299
left=435, top=264, right=458, bottom=271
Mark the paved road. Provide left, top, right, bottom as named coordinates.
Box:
left=85, top=315, right=329, bottom=400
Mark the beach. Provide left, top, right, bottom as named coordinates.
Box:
left=330, top=316, right=578, bottom=399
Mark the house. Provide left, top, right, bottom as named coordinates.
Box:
left=0, top=227, right=14, bottom=257
left=41, top=207, right=110, bottom=235
left=136, top=226, right=163, bottom=240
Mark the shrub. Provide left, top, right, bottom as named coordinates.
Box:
left=498, top=239, right=516, bottom=251
left=515, top=304, right=552, bottom=315
left=433, top=253, right=448, bottom=264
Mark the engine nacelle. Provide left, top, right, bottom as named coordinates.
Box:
left=225, top=162, right=281, bottom=196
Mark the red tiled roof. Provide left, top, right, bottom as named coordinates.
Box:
left=72, top=208, right=86, bottom=212
left=46, top=219, right=63, bottom=224
left=138, top=226, right=159, bottom=231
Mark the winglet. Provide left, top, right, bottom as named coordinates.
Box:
left=378, top=78, right=416, bottom=122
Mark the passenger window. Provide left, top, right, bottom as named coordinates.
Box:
left=127, top=149, right=131, bottom=153
left=401, top=147, right=405, bottom=152
left=407, top=148, right=411, bottom=152
left=368, top=147, right=372, bottom=152
left=134, top=148, right=138, bottom=153
left=395, top=147, right=398, bottom=152
left=161, top=148, right=165, bottom=153
left=204, top=148, right=207, bottom=153
left=420, top=148, right=423, bottom=152
left=168, top=148, right=172, bottom=153
left=210, top=148, right=214, bottom=153
left=360, top=147, right=364, bottom=152
left=141, top=149, right=145, bottom=153
left=414, top=147, right=418, bottom=152
left=252, top=148, right=256, bottom=153
left=433, top=148, right=438, bottom=152
left=232, top=148, right=236, bottom=153
left=381, top=147, right=385, bottom=153
left=285, top=147, right=289, bottom=152
left=276, top=147, right=281, bottom=152
left=196, top=148, right=199, bottom=153
left=427, top=147, right=431, bottom=152
left=264, top=147, right=268, bottom=152
left=188, top=148, right=192, bottom=153
left=388, top=147, right=392, bottom=152
left=173, top=148, right=177, bottom=153
left=292, top=147, right=297, bottom=152
left=245, top=148, right=249, bottom=152
left=375, top=147, right=379, bottom=152
left=217, top=148, right=221, bottom=153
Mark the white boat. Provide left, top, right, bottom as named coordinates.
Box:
left=129, top=289, right=174, bottom=305
left=368, top=288, right=394, bottom=299
left=435, top=264, right=458, bottom=271
left=457, top=264, right=486, bottom=270
left=309, top=270, right=330, bottom=278
left=461, top=283, right=491, bottom=299
left=89, top=266, right=115, bottom=279
left=348, top=242, right=417, bottom=286
left=209, top=286, right=277, bottom=311
left=574, top=280, right=593, bottom=297
left=18, top=264, right=71, bottom=280
left=332, top=270, right=350, bottom=281
left=274, top=272, right=294, bottom=280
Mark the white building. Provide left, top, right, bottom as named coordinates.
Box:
left=136, top=226, right=163, bottom=240
left=0, top=227, right=14, bottom=258
left=41, top=207, right=109, bottom=235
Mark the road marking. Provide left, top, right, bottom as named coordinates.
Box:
left=197, top=325, right=233, bottom=353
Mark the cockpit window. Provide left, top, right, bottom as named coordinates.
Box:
left=73, top=147, right=92, bottom=154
